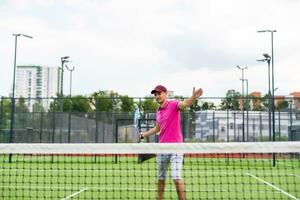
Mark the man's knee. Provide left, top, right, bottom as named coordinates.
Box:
left=173, top=179, right=183, bottom=185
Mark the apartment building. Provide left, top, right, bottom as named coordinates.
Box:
left=16, top=65, right=60, bottom=110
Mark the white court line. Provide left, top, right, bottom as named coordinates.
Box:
left=277, top=162, right=293, bottom=168
left=247, top=173, right=299, bottom=200
left=0, top=185, right=273, bottom=193
left=289, top=174, right=300, bottom=178
left=61, top=187, right=87, bottom=200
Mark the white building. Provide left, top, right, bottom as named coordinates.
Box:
left=195, top=110, right=299, bottom=142
left=16, top=65, right=60, bottom=110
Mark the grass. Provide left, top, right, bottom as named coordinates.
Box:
left=0, top=154, right=299, bottom=199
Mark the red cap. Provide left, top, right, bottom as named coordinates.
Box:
left=151, top=85, right=167, bottom=94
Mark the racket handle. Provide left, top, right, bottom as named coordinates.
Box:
left=139, top=133, right=145, bottom=143
left=140, top=133, right=144, bottom=139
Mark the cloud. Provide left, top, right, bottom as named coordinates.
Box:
left=156, top=32, right=259, bottom=70
left=0, top=0, right=299, bottom=98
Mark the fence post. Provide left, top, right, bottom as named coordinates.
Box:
left=278, top=111, right=281, bottom=141
left=247, top=106, right=249, bottom=142
left=289, top=100, right=293, bottom=129
left=233, top=111, right=236, bottom=142
left=0, top=96, right=3, bottom=132
left=95, top=98, right=99, bottom=143
left=115, top=119, right=118, bottom=163
left=8, top=97, right=16, bottom=162
left=181, top=112, right=185, bottom=142
left=252, top=118, right=255, bottom=142
left=59, top=98, right=63, bottom=143
left=9, top=97, right=15, bottom=144
left=52, top=99, right=56, bottom=143
left=40, top=111, right=43, bottom=143
left=226, top=110, right=229, bottom=142
left=259, top=112, right=262, bottom=141
left=0, top=97, right=3, bottom=142
left=68, top=98, right=71, bottom=143
left=212, top=111, right=215, bottom=142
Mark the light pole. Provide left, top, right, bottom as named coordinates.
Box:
left=65, top=65, right=75, bottom=143
left=65, top=65, right=75, bottom=97
left=236, top=65, right=247, bottom=142
left=240, top=78, right=249, bottom=141
left=258, top=30, right=276, bottom=142
left=59, top=56, right=70, bottom=143
left=60, top=56, right=70, bottom=112
left=257, top=53, right=272, bottom=141
left=10, top=34, right=33, bottom=144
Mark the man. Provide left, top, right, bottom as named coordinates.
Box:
left=140, top=85, right=203, bottom=200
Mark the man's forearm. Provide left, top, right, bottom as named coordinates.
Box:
left=181, top=95, right=197, bottom=108
left=142, top=125, right=159, bottom=137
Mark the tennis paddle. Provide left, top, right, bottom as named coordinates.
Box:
left=134, top=107, right=155, bottom=163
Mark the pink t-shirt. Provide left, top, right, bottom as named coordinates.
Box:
left=156, top=100, right=183, bottom=143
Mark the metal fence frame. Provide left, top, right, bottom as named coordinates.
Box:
left=0, top=96, right=299, bottom=143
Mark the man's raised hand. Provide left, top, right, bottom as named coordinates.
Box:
left=192, top=87, right=203, bottom=99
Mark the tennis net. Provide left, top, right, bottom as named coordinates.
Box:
left=0, top=142, right=300, bottom=199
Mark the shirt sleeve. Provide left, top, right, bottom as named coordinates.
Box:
left=170, top=100, right=180, bottom=111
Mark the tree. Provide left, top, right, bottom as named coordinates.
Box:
left=141, top=98, right=158, bottom=112
left=200, top=101, right=216, bottom=110
left=120, top=95, right=135, bottom=112
left=70, top=95, right=91, bottom=113
left=249, top=95, right=263, bottom=111
left=49, top=95, right=91, bottom=113
left=0, top=98, right=11, bottom=129
left=261, top=94, right=271, bottom=111
left=16, top=97, right=29, bottom=113
left=276, top=100, right=289, bottom=110
left=220, top=90, right=241, bottom=110
left=32, top=101, right=45, bottom=112
left=190, top=99, right=201, bottom=112
left=91, top=91, right=120, bottom=112
left=49, top=100, right=58, bottom=112
left=49, top=97, right=71, bottom=112
left=15, top=97, right=30, bottom=129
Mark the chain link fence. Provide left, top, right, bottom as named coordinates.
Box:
left=0, top=96, right=299, bottom=143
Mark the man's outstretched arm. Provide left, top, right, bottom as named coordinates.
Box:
left=179, top=87, right=203, bottom=110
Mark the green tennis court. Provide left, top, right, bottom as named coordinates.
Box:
left=1, top=154, right=299, bottom=200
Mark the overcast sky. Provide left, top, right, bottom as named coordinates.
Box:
left=0, top=0, right=299, bottom=98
